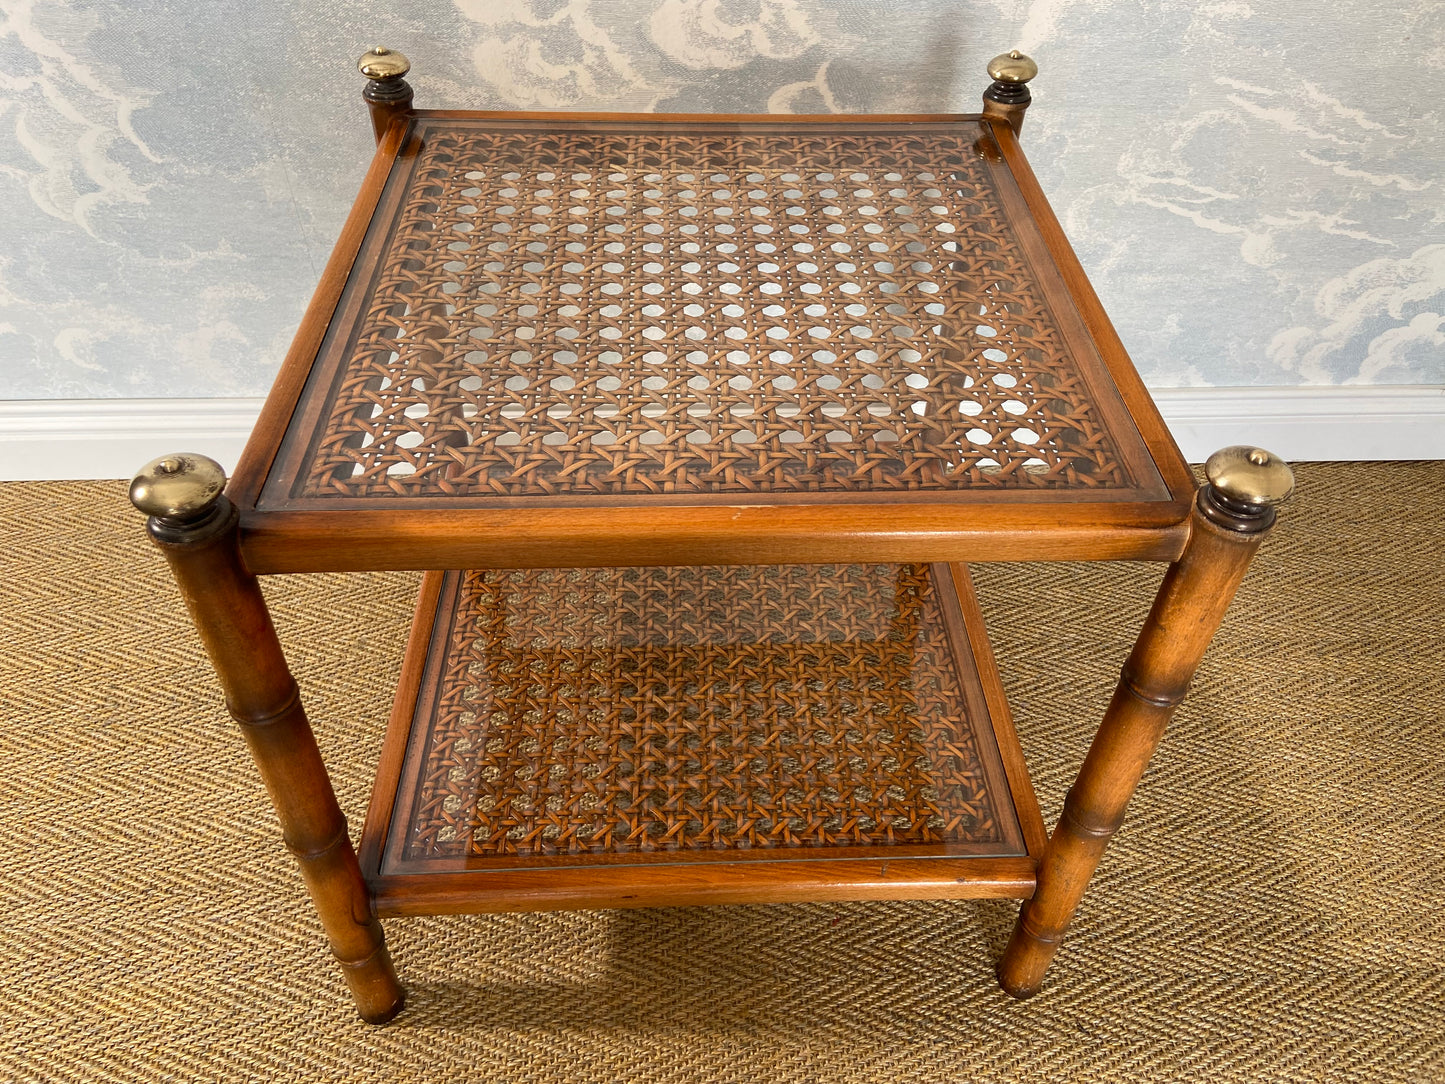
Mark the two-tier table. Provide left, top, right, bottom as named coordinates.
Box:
left=128, top=49, right=1294, bottom=1024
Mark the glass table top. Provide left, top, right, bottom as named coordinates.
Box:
left=255, top=114, right=1183, bottom=513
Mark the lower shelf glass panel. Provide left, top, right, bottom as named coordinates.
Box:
left=362, top=563, right=1043, bottom=914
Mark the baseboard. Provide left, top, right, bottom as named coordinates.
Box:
left=1150, top=385, right=1445, bottom=464
left=0, top=398, right=266, bottom=482
left=1, top=386, right=1441, bottom=482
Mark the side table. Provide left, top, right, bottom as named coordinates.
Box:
left=129, top=48, right=1294, bottom=1024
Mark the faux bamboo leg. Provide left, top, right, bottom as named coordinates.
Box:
left=130, top=454, right=405, bottom=1024
left=997, top=447, right=1295, bottom=999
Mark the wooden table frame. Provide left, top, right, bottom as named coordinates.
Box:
left=129, top=48, right=1292, bottom=1024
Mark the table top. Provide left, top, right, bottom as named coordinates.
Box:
left=232, top=112, right=1195, bottom=572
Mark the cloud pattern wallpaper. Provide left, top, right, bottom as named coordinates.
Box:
left=1, top=0, right=1441, bottom=400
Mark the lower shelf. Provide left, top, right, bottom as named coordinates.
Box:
left=359, top=562, right=1045, bottom=916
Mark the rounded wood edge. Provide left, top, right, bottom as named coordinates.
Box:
left=370, top=858, right=1039, bottom=917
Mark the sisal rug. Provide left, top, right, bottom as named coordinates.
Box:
left=0, top=462, right=1441, bottom=1082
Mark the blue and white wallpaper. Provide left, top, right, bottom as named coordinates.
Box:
left=2, top=1, right=1441, bottom=400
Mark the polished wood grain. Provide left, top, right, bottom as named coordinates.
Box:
left=995, top=478, right=1279, bottom=999
left=143, top=73, right=1292, bottom=1024
left=949, top=563, right=1049, bottom=858
left=981, top=96, right=1029, bottom=137
left=372, top=857, right=1040, bottom=917
left=359, top=562, right=1046, bottom=916
left=356, top=571, right=445, bottom=884
left=989, top=121, right=1198, bottom=505
left=229, top=120, right=412, bottom=512
left=143, top=497, right=404, bottom=1024
left=230, top=110, right=1195, bottom=576
left=237, top=501, right=1191, bottom=574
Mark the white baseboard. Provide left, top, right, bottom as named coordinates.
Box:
left=0, top=398, right=266, bottom=482
left=1, top=386, right=1441, bottom=482
left=1150, top=385, right=1445, bottom=464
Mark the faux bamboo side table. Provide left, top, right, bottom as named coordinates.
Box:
left=130, top=48, right=1294, bottom=1025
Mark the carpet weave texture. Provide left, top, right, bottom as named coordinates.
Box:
left=0, top=463, right=1441, bottom=1082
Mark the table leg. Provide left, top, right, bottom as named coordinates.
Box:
left=997, top=447, right=1294, bottom=999
left=130, top=455, right=405, bottom=1024
left=357, top=46, right=414, bottom=145
left=982, top=51, right=1037, bottom=138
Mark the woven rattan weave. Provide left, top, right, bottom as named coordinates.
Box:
left=379, top=564, right=1024, bottom=876
left=259, top=117, right=1170, bottom=510
left=146, top=71, right=1262, bottom=1024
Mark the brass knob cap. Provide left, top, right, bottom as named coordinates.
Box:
left=1205, top=446, right=1295, bottom=507
left=987, top=50, right=1038, bottom=84
left=130, top=454, right=227, bottom=520
left=357, top=46, right=410, bottom=80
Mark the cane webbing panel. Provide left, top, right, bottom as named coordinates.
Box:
left=263, top=116, right=1167, bottom=509
left=380, top=563, right=1026, bottom=875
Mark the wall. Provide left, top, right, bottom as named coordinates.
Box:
left=1, top=2, right=1441, bottom=469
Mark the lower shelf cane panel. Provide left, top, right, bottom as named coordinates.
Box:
left=360, top=562, right=1044, bottom=915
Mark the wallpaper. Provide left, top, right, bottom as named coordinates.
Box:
left=1, top=0, right=1441, bottom=400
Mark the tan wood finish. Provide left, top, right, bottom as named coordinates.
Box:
left=229, top=120, right=411, bottom=509
left=236, top=503, right=1191, bottom=575
left=949, top=563, right=1049, bottom=859
left=231, top=110, right=1197, bottom=573
left=372, top=858, right=1041, bottom=917
left=131, top=50, right=1293, bottom=1023
left=996, top=484, right=1283, bottom=998
left=138, top=495, right=404, bottom=1025
left=358, top=47, right=414, bottom=145
left=357, top=563, right=1046, bottom=915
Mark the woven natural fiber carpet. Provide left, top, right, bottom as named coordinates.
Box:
left=1, top=463, right=1441, bottom=1082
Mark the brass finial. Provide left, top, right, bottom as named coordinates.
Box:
left=988, top=50, right=1038, bottom=85
left=1205, top=446, right=1295, bottom=508
left=357, top=46, right=410, bottom=81
left=129, top=453, right=227, bottom=520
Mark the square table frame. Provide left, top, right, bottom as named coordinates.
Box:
left=128, top=49, right=1293, bottom=1025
